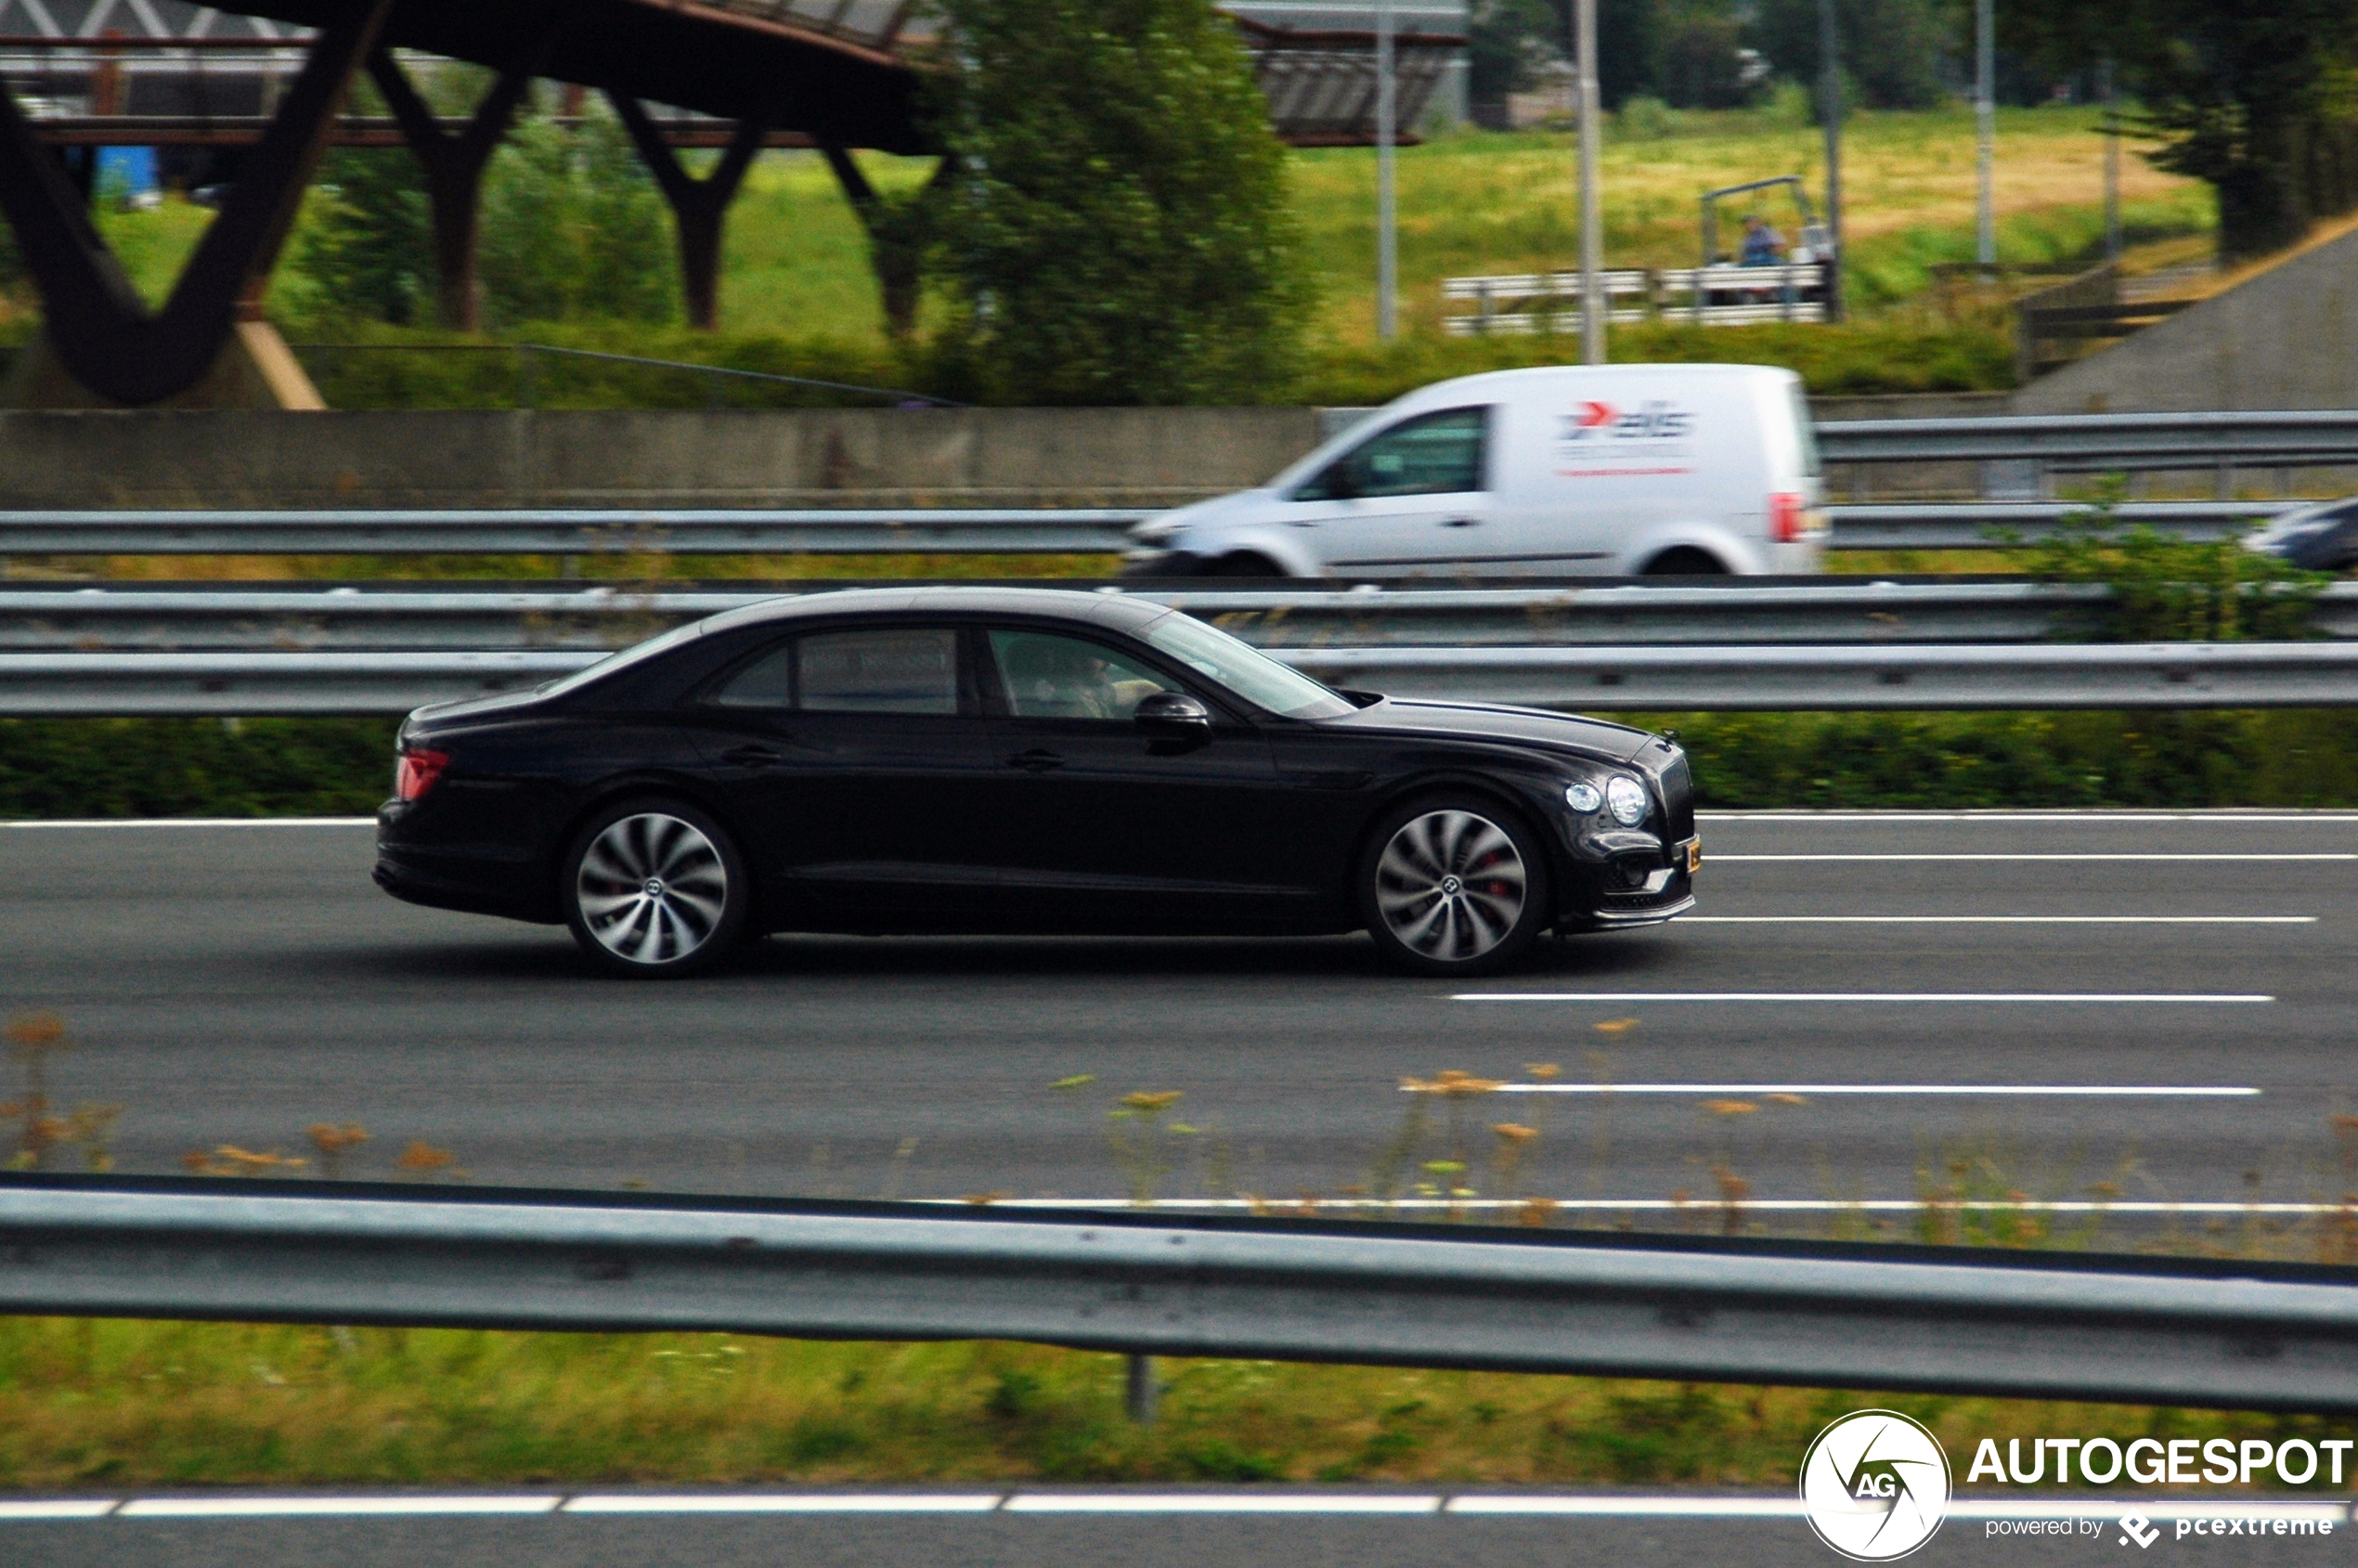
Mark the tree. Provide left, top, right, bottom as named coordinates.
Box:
left=295, top=149, right=434, bottom=325
left=2006, top=0, right=2358, bottom=258
left=477, top=115, right=673, bottom=327
left=1652, top=0, right=1758, bottom=110
left=1750, top=0, right=1949, bottom=110
left=929, top=0, right=1312, bottom=405
left=1468, top=0, right=1563, bottom=112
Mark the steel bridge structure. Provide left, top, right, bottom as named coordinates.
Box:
left=0, top=0, right=1460, bottom=405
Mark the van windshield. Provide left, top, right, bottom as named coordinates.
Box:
left=1789, top=382, right=1822, bottom=477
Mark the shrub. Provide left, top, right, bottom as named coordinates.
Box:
left=928, top=0, right=1315, bottom=404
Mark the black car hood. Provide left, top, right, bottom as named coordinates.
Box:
left=1315, top=697, right=1656, bottom=763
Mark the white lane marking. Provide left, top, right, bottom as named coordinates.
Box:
left=1682, top=914, right=2315, bottom=924
left=0, top=818, right=376, bottom=829
left=1710, top=852, right=2356, bottom=862
left=1003, top=1495, right=1442, bottom=1514
left=0, top=1500, right=119, bottom=1520
left=1449, top=1497, right=1804, bottom=1517
left=564, top=1495, right=1003, bottom=1514
left=116, top=1497, right=563, bottom=1518
left=1455, top=991, right=2274, bottom=1004
left=1450, top=1496, right=2352, bottom=1523
left=1700, top=811, right=2358, bottom=823
left=976, top=1197, right=2358, bottom=1215
left=1484, top=1082, right=2260, bottom=1096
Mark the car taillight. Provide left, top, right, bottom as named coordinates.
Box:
left=1768, top=492, right=1807, bottom=544
left=395, top=747, right=449, bottom=802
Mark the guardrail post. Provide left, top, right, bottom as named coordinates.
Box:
left=1125, top=1352, right=1158, bottom=1424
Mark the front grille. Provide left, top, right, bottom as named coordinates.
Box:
left=1656, top=751, right=1695, bottom=841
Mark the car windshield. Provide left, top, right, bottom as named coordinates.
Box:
left=1142, top=611, right=1356, bottom=719
left=534, top=620, right=706, bottom=697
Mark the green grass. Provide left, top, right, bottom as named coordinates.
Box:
left=51, top=105, right=2207, bottom=406
left=0, top=1317, right=2344, bottom=1491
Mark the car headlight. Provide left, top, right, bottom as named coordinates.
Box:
left=1564, top=782, right=1602, bottom=813
left=1605, top=775, right=1649, bottom=825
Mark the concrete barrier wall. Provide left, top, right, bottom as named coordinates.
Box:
left=0, top=407, right=1329, bottom=510
left=2015, top=216, right=2358, bottom=416
left=0, top=395, right=1995, bottom=512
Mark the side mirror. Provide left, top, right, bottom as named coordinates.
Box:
left=1134, top=691, right=1211, bottom=733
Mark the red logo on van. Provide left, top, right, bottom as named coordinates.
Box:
left=1573, top=401, right=1618, bottom=429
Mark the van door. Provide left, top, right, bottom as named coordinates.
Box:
left=1267, top=407, right=1499, bottom=578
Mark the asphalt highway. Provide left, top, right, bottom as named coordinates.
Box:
left=2, top=811, right=2352, bottom=1229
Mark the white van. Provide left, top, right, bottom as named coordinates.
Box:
left=1124, top=363, right=1827, bottom=578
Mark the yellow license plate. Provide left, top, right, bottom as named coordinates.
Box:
left=1686, top=839, right=1703, bottom=874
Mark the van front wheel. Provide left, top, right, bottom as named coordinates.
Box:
left=1642, top=547, right=1729, bottom=577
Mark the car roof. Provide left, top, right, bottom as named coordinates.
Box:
left=698, top=585, right=1169, bottom=638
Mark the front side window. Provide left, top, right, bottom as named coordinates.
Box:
left=1141, top=611, right=1354, bottom=720
left=989, top=630, right=1182, bottom=720
left=1292, top=407, right=1489, bottom=501
left=797, top=627, right=961, bottom=714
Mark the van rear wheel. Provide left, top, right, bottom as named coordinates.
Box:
left=1642, top=548, right=1728, bottom=577
left=1208, top=553, right=1285, bottom=579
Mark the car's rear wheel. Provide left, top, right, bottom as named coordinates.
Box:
left=562, top=799, right=749, bottom=978
left=1358, top=797, right=1551, bottom=976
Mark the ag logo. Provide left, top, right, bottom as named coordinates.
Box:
left=1799, top=1409, right=1951, bottom=1561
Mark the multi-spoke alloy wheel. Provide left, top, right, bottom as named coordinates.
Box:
left=564, top=804, right=746, bottom=977
left=1360, top=801, right=1548, bottom=975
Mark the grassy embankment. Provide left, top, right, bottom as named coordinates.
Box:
left=62, top=104, right=2210, bottom=408
left=0, top=1317, right=2346, bottom=1491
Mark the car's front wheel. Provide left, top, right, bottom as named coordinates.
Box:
left=562, top=799, right=750, bottom=978
left=1357, top=797, right=1551, bottom=976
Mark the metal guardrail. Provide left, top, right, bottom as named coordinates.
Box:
left=8, top=641, right=2358, bottom=715
left=17, top=579, right=2358, bottom=654
left=0, top=651, right=588, bottom=715
left=1827, top=499, right=2299, bottom=550
left=1817, top=411, right=2358, bottom=469
left=0, top=499, right=2309, bottom=556
left=1287, top=642, right=2358, bottom=711
left=0, top=509, right=1160, bottom=555
left=2, top=1178, right=2354, bottom=1413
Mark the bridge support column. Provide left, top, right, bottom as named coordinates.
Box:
left=0, top=0, right=394, bottom=406
left=369, top=51, right=535, bottom=333
left=819, top=143, right=947, bottom=339
left=608, top=97, right=765, bottom=330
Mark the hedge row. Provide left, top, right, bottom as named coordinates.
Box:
left=5, top=710, right=2356, bottom=820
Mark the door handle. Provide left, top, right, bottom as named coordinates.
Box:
left=1442, top=516, right=1483, bottom=528
left=721, top=744, right=786, bottom=768
left=1006, top=748, right=1065, bottom=772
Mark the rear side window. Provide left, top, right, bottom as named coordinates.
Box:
left=801, top=628, right=960, bottom=713
left=711, top=643, right=793, bottom=708
left=714, top=627, right=962, bottom=713
left=1293, top=407, right=1489, bottom=501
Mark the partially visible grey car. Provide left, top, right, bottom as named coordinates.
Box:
left=2245, top=498, right=2358, bottom=571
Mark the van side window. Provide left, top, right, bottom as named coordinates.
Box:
left=1292, top=407, right=1489, bottom=501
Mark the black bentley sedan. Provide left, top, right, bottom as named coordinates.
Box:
left=375, top=588, right=1697, bottom=978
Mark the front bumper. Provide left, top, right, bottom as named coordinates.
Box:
left=1558, top=833, right=1698, bottom=931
